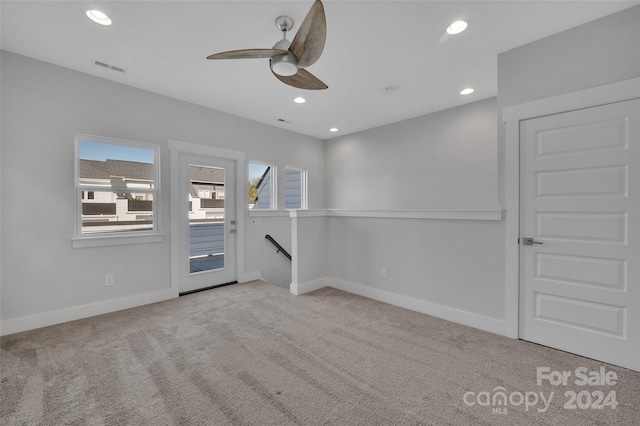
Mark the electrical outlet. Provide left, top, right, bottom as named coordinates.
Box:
left=105, top=274, right=115, bottom=287
left=380, top=268, right=387, bottom=279
left=251, top=218, right=263, bottom=225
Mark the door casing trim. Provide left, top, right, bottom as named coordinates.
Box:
left=502, top=77, right=640, bottom=339
left=168, top=139, right=246, bottom=295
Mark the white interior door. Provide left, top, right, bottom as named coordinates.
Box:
left=520, top=99, right=640, bottom=371
left=177, top=153, right=236, bottom=293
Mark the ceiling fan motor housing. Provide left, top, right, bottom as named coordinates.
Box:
left=271, top=53, right=298, bottom=76
left=271, top=17, right=298, bottom=76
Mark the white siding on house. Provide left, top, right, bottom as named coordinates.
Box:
left=253, top=169, right=272, bottom=209
left=284, top=168, right=302, bottom=209
left=83, top=191, right=113, bottom=203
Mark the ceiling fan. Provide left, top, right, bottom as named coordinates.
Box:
left=206, top=0, right=327, bottom=90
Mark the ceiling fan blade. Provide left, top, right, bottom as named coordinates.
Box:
left=289, top=0, right=326, bottom=68
left=207, top=48, right=288, bottom=60
left=271, top=68, right=328, bottom=90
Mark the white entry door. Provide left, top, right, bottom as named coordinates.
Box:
left=177, top=153, right=237, bottom=293
left=520, top=99, right=640, bottom=371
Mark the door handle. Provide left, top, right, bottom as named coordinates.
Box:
left=522, top=237, right=543, bottom=246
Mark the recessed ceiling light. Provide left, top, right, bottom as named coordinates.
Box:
left=86, top=10, right=112, bottom=26
left=460, top=88, right=475, bottom=95
left=294, top=97, right=306, bottom=104
left=447, top=20, right=468, bottom=35
left=329, top=128, right=339, bottom=132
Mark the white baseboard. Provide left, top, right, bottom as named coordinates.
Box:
left=2, top=276, right=508, bottom=337
left=326, top=277, right=508, bottom=336
left=0, top=288, right=178, bottom=336
left=290, top=277, right=328, bottom=296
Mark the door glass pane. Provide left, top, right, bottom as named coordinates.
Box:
left=189, top=165, right=225, bottom=273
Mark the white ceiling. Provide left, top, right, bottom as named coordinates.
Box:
left=2, top=0, right=638, bottom=139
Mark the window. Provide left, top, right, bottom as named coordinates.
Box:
left=285, top=167, right=307, bottom=209
left=75, top=135, right=159, bottom=238
left=249, top=162, right=275, bottom=209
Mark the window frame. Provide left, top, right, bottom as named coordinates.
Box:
left=72, top=134, right=162, bottom=248
left=284, top=166, right=308, bottom=210
left=248, top=161, right=277, bottom=211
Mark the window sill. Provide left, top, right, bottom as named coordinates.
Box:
left=72, top=232, right=164, bottom=248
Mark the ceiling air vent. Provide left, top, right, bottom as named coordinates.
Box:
left=94, top=60, right=126, bottom=73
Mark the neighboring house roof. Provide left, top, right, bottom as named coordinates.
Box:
left=79, top=160, right=225, bottom=184
left=189, top=166, right=225, bottom=184
left=80, top=159, right=153, bottom=180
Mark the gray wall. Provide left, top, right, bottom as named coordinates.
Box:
left=2, top=4, right=639, bottom=333
left=0, top=51, right=324, bottom=322
left=497, top=5, right=640, bottom=205
left=498, top=5, right=640, bottom=109
left=328, top=217, right=505, bottom=320
left=325, top=98, right=504, bottom=322
left=326, top=98, right=499, bottom=210
left=324, top=5, right=640, bottom=327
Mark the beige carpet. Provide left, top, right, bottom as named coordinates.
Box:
left=1, top=280, right=639, bottom=425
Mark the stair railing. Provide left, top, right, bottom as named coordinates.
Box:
left=265, top=234, right=292, bottom=261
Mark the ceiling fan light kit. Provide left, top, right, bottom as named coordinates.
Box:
left=207, top=0, right=327, bottom=90
left=271, top=53, right=298, bottom=76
